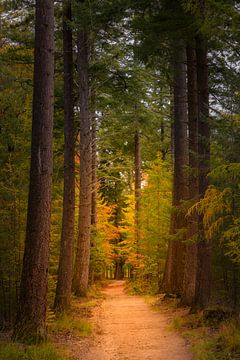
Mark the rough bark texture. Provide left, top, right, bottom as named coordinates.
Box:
left=13, top=0, right=54, bottom=342
left=134, top=130, right=141, bottom=253
left=194, top=34, right=211, bottom=309
left=182, top=45, right=198, bottom=306
left=54, top=0, right=75, bottom=312
left=162, top=44, right=188, bottom=295
left=72, top=29, right=91, bottom=297
left=91, top=110, right=97, bottom=226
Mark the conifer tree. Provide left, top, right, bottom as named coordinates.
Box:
left=73, top=1, right=92, bottom=296
left=162, top=43, right=189, bottom=295
left=194, top=31, right=211, bottom=309
left=13, top=0, right=54, bottom=341
left=54, top=0, right=75, bottom=312
left=182, top=43, right=198, bottom=305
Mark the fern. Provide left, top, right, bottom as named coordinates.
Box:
left=188, top=163, right=240, bottom=264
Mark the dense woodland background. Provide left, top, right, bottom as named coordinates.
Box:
left=0, top=0, right=240, bottom=346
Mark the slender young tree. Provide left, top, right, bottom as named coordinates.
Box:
left=54, top=0, right=75, bottom=312
left=162, top=43, right=189, bottom=295
left=13, top=0, right=54, bottom=341
left=73, top=24, right=92, bottom=296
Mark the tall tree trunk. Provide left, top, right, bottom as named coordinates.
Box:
left=91, top=109, right=97, bottom=226
left=13, top=0, right=54, bottom=342
left=182, top=44, right=198, bottom=305
left=54, top=0, right=75, bottom=313
left=162, top=44, right=188, bottom=295
left=194, top=34, right=211, bottom=309
left=134, top=130, right=141, bottom=254
left=72, top=29, right=91, bottom=297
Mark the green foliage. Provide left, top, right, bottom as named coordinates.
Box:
left=172, top=308, right=240, bottom=359
left=0, top=40, right=33, bottom=326
left=122, top=157, right=172, bottom=293
left=191, top=320, right=240, bottom=360
left=189, top=163, right=240, bottom=265
left=90, top=198, right=120, bottom=279
left=51, top=314, right=92, bottom=337
left=0, top=342, right=64, bottom=360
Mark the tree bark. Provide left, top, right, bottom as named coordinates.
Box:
left=13, top=0, right=54, bottom=342
left=54, top=0, right=75, bottom=313
left=162, top=43, right=188, bottom=295
left=193, top=34, right=211, bottom=309
left=134, top=130, right=141, bottom=254
left=182, top=44, right=198, bottom=305
left=72, top=28, right=91, bottom=297
left=91, top=109, right=97, bottom=226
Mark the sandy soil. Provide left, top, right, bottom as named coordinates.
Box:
left=69, top=280, right=194, bottom=360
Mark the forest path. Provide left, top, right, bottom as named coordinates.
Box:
left=74, top=280, right=194, bottom=360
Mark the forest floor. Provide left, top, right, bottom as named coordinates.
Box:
left=57, top=280, right=194, bottom=360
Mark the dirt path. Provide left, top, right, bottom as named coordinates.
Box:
left=73, top=281, right=194, bottom=360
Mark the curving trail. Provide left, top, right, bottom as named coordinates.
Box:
left=75, top=280, right=194, bottom=360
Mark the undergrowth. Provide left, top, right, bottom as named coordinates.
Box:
left=0, top=342, right=64, bottom=360
left=125, top=278, right=159, bottom=295
left=50, top=314, right=92, bottom=337
left=0, top=284, right=104, bottom=360
left=172, top=309, right=240, bottom=359
left=86, top=281, right=107, bottom=298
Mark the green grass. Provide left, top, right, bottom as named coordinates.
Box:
left=51, top=314, right=92, bottom=337
left=171, top=309, right=240, bottom=360
left=211, top=320, right=240, bottom=359
left=0, top=342, right=64, bottom=360
left=192, top=340, right=216, bottom=360
left=172, top=316, right=185, bottom=330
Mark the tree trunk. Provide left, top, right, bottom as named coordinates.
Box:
left=134, top=130, right=141, bottom=254
left=162, top=44, right=188, bottom=295
left=91, top=110, right=97, bottom=226
left=13, top=0, right=54, bottom=342
left=193, top=34, right=211, bottom=309
left=54, top=0, right=75, bottom=313
left=72, top=29, right=91, bottom=297
left=182, top=44, right=198, bottom=305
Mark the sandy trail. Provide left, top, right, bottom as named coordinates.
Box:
left=74, top=280, right=193, bottom=360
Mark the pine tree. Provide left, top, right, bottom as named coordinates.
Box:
left=182, top=43, right=198, bottom=306
left=54, top=0, right=75, bottom=313
left=73, top=4, right=92, bottom=296
left=193, top=31, right=211, bottom=309
left=13, top=0, right=54, bottom=342
left=162, top=43, right=189, bottom=295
